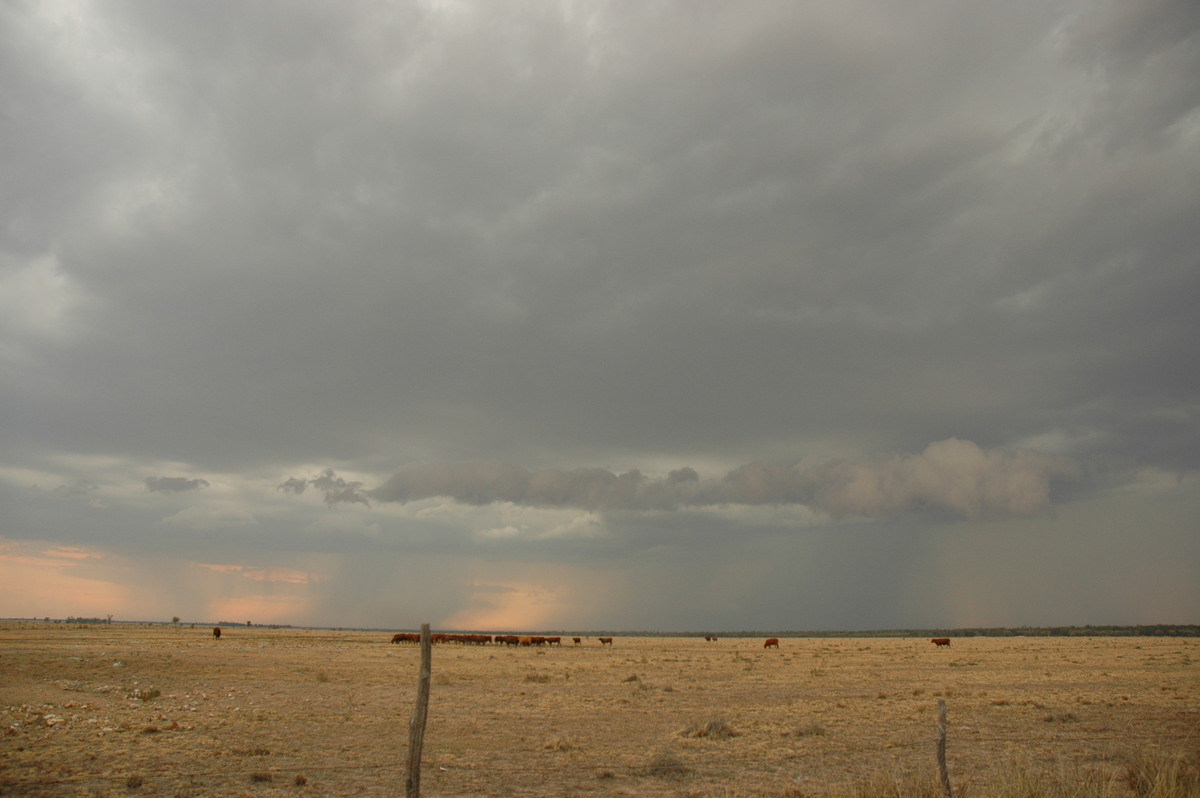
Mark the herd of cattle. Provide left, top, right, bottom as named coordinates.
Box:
left=209, top=627, right=951, bottom=649
left=389, top=633, right=616, bottom=646
left=383, top=633, right=953, bottom=648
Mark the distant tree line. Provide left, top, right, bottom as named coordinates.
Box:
left=717, top=625, right=1200, bottom=638
left=20, top=619, right=1197, bottom=637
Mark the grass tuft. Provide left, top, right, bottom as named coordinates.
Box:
left=682, top=715, right=737, bottom=739
left=791, top=722, right=826, bottom=737
left=647, top=751, right=689, bottom=779
left=1042, top=711, right=1080, bottom=723
left=1125, top=749, right=1200, bottom=798
left=543, top=734, right=578, bottom=751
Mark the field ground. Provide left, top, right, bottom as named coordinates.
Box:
left=1, top=623, right=1197, bottom=796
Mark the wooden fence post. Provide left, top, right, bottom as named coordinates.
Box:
left=406, top=623, right=432, bottom=798
left=936, top=698, right=953, bottom=798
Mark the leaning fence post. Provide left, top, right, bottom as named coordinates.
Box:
left=936, top=698, right=953, bottom=798
left=406, top=623, right=432, bottom=798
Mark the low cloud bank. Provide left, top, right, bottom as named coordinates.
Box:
left=146, top=476, right=209, bottom=493
left=287, top=439, right=1075, bottom=519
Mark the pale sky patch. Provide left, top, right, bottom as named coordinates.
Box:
left=192, top=562, right=313, bottom=585
left=161, top=505, right=257, bottom=530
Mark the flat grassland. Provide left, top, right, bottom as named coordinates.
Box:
left=1, top=623, right=1196, bottom=796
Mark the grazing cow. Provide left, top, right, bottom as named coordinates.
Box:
left=704, top=635, right=718, bottom=642
left=572, top=637, right=581, bottom=646
left=599, top=637, right=613, bottom=646
left=518, top=636, right=533, bottom=647
left=212, top=627, right=221, bottom=639
left=763, top=638, right=780, bottom=649
left=931, top=637, right=951, bottom=648
left=546, top=637, right=561, bottom=646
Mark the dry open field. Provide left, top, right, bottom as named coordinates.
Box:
left=1, top=623, right=1197, bottom=797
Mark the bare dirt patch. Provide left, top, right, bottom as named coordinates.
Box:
left=1, top=624, right=1196, bottom=796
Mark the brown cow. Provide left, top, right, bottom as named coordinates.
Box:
left=545, top=636, right=561, bottom=646
left=931, top=637, right=951, bottom=648
left=763, top=638, right=780, bottom=649
left=572, top=637, right=581, bottom=646
left=599, top=637, right=613, bottom=646
left=212, top=627, right=221, bottom=639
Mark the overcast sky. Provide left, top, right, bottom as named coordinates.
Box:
left=3, top=0, right=1198, bottom=632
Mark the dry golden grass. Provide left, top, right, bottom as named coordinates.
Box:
left=1, top=623, right=1196, bottom=796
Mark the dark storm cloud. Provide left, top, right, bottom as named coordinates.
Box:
left=145, top=476, right=209, bottom=493
left=280, top=469, right=370, bottom=507
left=2, top=1, right=1198, bottom=630
left=2, top=0, right=1195, bottom=475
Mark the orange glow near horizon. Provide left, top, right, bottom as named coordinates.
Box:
left=0, top=541, right=132, bottom=618
left=209, top=594, right=315, bottom=626
left=440, top=579, right=566, bottom=631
